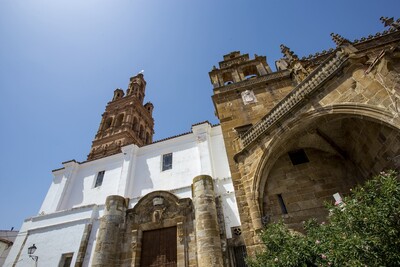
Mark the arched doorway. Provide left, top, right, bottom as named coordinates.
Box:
left=127, top=191, right=194, bottom=267
left=258, top=113, right=400, bottom=231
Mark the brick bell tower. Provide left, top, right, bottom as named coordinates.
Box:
left=87, top=73, right=154, bottom=160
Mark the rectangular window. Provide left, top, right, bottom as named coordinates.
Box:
left=277, top=194, right=288, bottom=214
left=94, top=171, right=105, bottom=187
left=162, top=153, right=173, bottom=171
left=288, top=149, right=309, bottom=165
left=59, top=253, right=73, bottom=267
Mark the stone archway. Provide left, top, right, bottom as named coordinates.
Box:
left=255, top=112, right=400, bottom=231
left=127, top=191, right=194, bottom=267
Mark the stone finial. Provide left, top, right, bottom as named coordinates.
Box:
left=330, top=33, right=350, bottom=46
left=380, top=16, right=400, bottom=30
left=280, top=44, right=298, bottom=62
left=380, top=16, right=394, bottom=27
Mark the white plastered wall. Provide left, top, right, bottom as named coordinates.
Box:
left=4, top=205, right=100, bottom=267
left=15, top=122, right=241, bottom=267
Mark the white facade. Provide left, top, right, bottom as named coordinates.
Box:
left=4, top=122, right=241, bottom=267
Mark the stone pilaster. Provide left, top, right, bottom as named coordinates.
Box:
left=92, top=195, right=127, bottom=267
left=192, top=175, right=223, bottom=267
left=75, top=223, right=92, bottom=267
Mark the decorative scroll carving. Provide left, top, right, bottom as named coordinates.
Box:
left=131, top=229, right=138, bottom=249
left=128, top=191, right=192, bottom=225
left=177, top=221, right=184, bottom=242
left=152, top=207, right=167, bottom=224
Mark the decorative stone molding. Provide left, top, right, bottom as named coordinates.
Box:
left=219, top=55, right=248, bottom=69
left=214, top=70, right=290, bottom=92
left=128, top=191, right=192, bottom=226
left=126, top=191, right=194, bottom=267
left=239, top=49, right=348, bottom=151
left=177, top=221, right=184, bottom=242
left=241, top=90, right=257, bottom=105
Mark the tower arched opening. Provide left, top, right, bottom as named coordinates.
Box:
left=115, top=114, right=124, bottom=127
left=104, top=117, right=113, bottom=130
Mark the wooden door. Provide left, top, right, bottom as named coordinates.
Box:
left=233, top=245, right=248, bottom=267
left=140, top=227, right=177, bottom=267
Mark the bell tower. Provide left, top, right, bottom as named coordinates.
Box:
left=87, top=73, right=155, bottom=161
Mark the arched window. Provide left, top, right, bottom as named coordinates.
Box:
left=145, top=132, right=150, bottom=144
left=224, top=81, right=233, bottom=85
left=132, top=117, right=138, bottom=132
left=222, top=72, right=234, bottom=86
left=244, top=74, right=257, bottom=80
left=139, top=125, right=144, bottom=139
left=115, top=114, right=124, bottom=127
left=242, top=65, right=259, bottom=80
left=104, top=117, right=113, bottom=130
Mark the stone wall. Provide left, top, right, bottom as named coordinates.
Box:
left=212, top=32, right=400, bottom=255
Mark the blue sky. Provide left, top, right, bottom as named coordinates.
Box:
left=0, top=0, right=399, bottom=230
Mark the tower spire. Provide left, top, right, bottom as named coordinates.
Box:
left=87, top=73, right=155, bottom=161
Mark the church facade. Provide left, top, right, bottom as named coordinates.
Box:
left=5, top=17, right=400, bottom=266
left=210, top=17, right=400, bottom=255
left=4, top=74, right=244, bottom=267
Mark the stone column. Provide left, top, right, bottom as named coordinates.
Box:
left=192, top=175, right=224, bottom=267
left=92, top=195, right=127, bottom=267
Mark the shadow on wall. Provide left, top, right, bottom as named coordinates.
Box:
left=215, top=179, right=241, bottom=232
left=129, top=155, right=153, bottom=198
left=59, top=159, right=124, bottom=210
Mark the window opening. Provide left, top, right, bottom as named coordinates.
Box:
left=244, top=74, right=257, bottom=80
left=277, top=194, right=288, bottom=214
left=59, top=253, right=73, bottom=267
left=132, top=117, right=138, bottom=131
left=222, top=72, right=234, bottom=86
left=288, top=149, right=309, bottom=165
left=104, top=118, right=113, bottom=130
left=94, top=171, right=105, bottom=188
left=115, top=114, right=124, bottom=127
left=224, top=81, right=233, bottom=85
left=162, top=153, right=173, bottom=171
left=139, top=125, right=144, bottom=139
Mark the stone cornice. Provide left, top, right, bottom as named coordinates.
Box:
left=235, top=49, right=348, bottom=160
left=219, top=54, right=249, bottom=69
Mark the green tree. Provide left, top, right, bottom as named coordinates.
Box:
left=247, top=170, right=400, bottom=267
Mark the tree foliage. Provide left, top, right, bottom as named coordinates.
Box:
left=247, top=170, right=400, bottom=267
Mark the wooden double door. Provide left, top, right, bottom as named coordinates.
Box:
left=140, top=227, right=177, bottom=267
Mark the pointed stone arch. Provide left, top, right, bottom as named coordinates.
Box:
left=249, top=104, right=400, bottom=230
